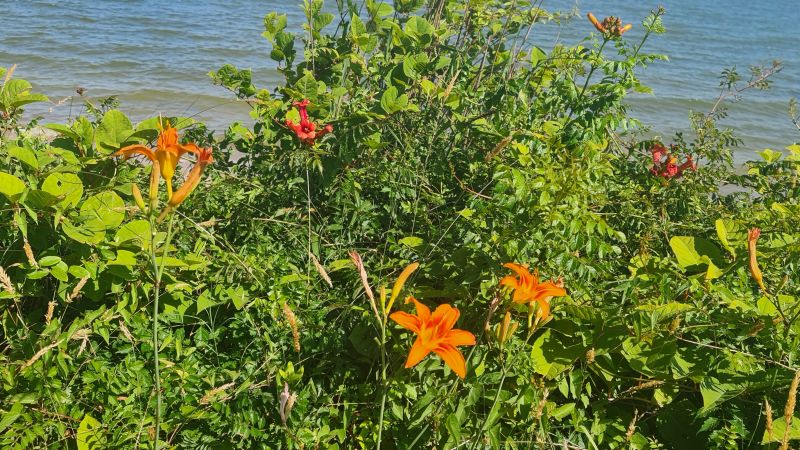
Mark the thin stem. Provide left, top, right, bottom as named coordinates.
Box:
left=149, top=212, right=176, bottom=450
left=377, top=320, right=387, bottom=448
left=469, top=328, right=537, bottom=450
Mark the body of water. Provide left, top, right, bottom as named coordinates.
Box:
left=2, top=0, right=798, bottom=159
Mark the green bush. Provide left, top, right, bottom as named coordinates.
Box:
left=2, top=1, right=800, bottom=448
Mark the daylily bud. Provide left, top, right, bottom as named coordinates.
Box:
left=748, top=228, right=767, bottom=293
left=149, top=160, right=161, bottom=212
left=587, top=12, right=604, bottom=32
left=167, top=147, right=213, bottom=208
left=131, top=183, right=147, bottom=214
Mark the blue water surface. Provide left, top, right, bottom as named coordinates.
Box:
left=1, top=0, right=798, bottom=157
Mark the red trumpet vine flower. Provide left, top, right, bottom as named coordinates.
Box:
left=587, top=12, right=632, bottom=38
left=390, top=297, right=476, bottom=379
left=285, top=99, right=333, bottom=146
left=650, top=143, right=696, bottom=179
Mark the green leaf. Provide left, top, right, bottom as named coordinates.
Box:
left=763, top=416, right=800, bottom=444
left=61, top=219, right=105, bottom=245
left=80, top=191, right=126, bottom=230
left=25, top=190, right=60, bottom=208
left=380, top=86, right=409, bottom=114
left=94, top=109, right=133, bottom=155
left=398, top=236, right=423, bottom=248
left=530, top=328, right=583, bottom=379
left=77, top=413, right=104, bottom=450
left=445, top=413, right=462, bottom=442
left=0, top=403, right=24, bottom=433
left=45, top=123, right=81, bottom=142
left=758, top=148, right=783, bottom=163
left=227, top=286, right=249, bottom=309
left=715, top=219, right=746, bottom=259
left=0, top=172, right=26, bottom=202
left=115, top=220, right=152, bottom=249
left=293, top=72, right=324, bottom=104
left=108, top=250, right=138, bottom=267
left=41, top=172, right=83, bottom=208
left=38, top=256, right=62, bottom=267
left=669, top=236, right=726, bottom=280
left=7, top=145, right=39, bottom=169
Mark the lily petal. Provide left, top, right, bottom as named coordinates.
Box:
left=405, top=337, right=431, bottom=368
left=390, top=311, right=422, bottom=333
left=431, top=304, right=459, bottom=331
left=433, top=344, right=467, bottom=379
left=116, top=144, right=155, bottom=161
left=408, top=297, right=431, bottom=322
left=443, top=329, right=476, bottom=347
left=532, top=281, right=567, bottom=302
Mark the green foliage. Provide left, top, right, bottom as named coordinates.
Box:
left=2, top=2, right=800, bottom=449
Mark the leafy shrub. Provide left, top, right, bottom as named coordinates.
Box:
left=2, top=1, right=800, bottom=448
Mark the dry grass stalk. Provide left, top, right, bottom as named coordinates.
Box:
left=309, top=252, right=333, bottom=288
left=67, top=276, right=90, bottom=302
left=534, top=387, right=550, bottom=421
left=23, top=239, right=37, bottom=267
left=21, top=339, right=64, bottom=370
left=781, top=370, right=800, bottom=450
left=766, top=398, right=774, bottom=443
left=348, top=250, right=380, bottom=321
left=0, top=265, right=14, bottom=295
left=282, top=302, right=301, bottom=352
left=625, top=409, right=639, bottom=442
left=200, top=382, right=236, bottom=405
left=118, top=320, right=135, bottom=343
left=44, top=301, right=56, bottom=325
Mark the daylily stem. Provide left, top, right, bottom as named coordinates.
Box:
left=377, top=319, right=388, bottom=448
left=469, top=327, right=537, bottom=450
left=149, top=212, right=176, bottom=450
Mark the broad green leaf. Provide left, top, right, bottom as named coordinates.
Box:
left=0, top=172, right=26, bottom=202
left=530, top=328, right=583, bottom=379
left=80, top=191, right=125, bottom=230
left=0, top=402, right=23, bottom=433
left=7, top=145, right=38, bottom=169
left=108, top=250, right=138, bottom=267
left=25, top=190, right=60, bottom=208
left=763, top=416, right=800, bottom=444
left=115, top=220, right=152, bottom=249
left=398, top=236, right=423, bottom=248
left=45, top=123, right=81, bottom=142
left=669, top=236, right=726, bottom=279
left=38, top=256, right=62, bottom=267
left=715, top=219, right=746, bottom=259
left=41, top=172, right=83, bottom=208
left=61, top=219, right=105, bottom=245
left=77, top=413, right=104, bottom=450
left=94, top=109, right=133, bottom=155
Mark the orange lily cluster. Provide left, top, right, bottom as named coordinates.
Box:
left=285, top=99, right=333, bottom=146
left=116, top=120, right=213, bottom=218
left=587, top=12, right=632, bottom=38
left=390, top=297, right=476, bottom=379
left=650, top=143, right=696, bottom=179
left=500, top=263, right=566, bottom=323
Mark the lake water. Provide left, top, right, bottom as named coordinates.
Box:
left=2, top=0, right=798, bottom=160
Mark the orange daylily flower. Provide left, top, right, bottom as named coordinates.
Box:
left=390, top=297, right=476, bottom=379
left=500, top=263, right=566, bottom=321
left=116, top=121, right=203, bottom=198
